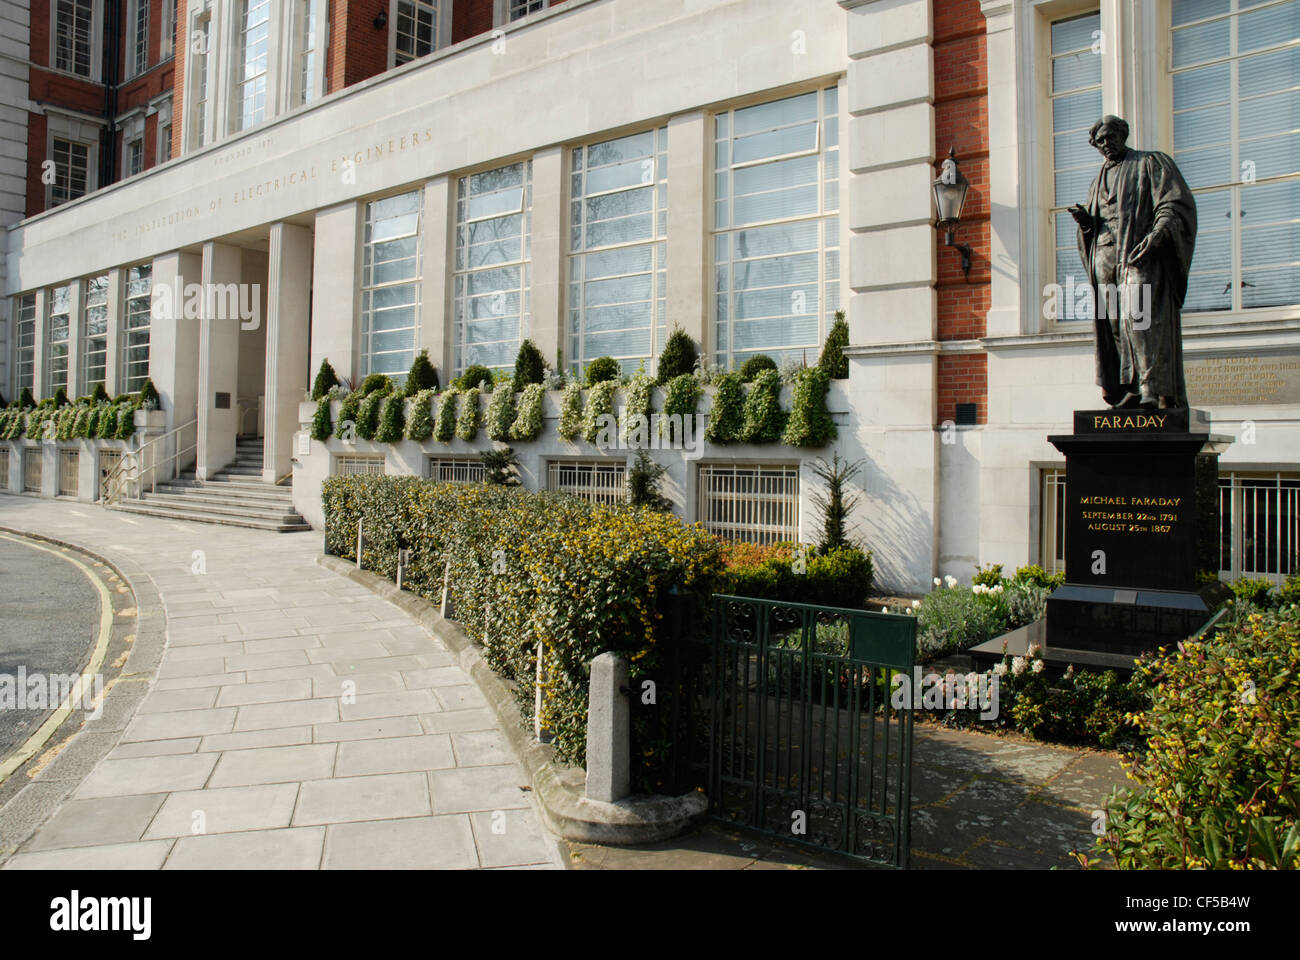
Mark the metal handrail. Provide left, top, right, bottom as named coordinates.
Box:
left=100, top=417, right=199, bottom=505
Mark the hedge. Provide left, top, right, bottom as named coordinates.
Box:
left=322, top=476, right=722, bottom=783
left=717, top=541, right=874, bottom=609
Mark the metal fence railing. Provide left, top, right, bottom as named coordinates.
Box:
left=698, top=464, right=799, bottom=545
left=548, top=460, right=627, bottom=506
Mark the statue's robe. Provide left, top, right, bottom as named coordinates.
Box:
left=1077, top=148, right=1197, bottom=405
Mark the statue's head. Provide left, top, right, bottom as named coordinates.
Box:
left=1089, top=115, right=1130, bottom=162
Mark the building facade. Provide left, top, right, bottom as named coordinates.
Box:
left=2, top=0, right=1297, bottom=593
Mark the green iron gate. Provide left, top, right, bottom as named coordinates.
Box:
left=696, top=594, right=917, bottom=868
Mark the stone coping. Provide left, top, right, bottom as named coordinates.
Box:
left=316, top=554, right=708, bottom=845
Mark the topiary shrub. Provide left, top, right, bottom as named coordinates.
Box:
left=356, top=391, right=386, bottom=440
left=90, top=383, right=111, bottom=405
left=1089, top=607, right=1300, bottom=869
left=456, top=387, right=482, bottom=441
left=486, top=381, right=516, bottom=442
left=739, top=354, right=778, bottom=382
left=311, top=395, right=334, bottom=442
left=656, top=329, right=697, bottom=385
left=406, top=389, right=436, bottom=442
left=404, top=350, right=439, bottom=396
left=311, top=359, right=341, bottom=401
left=52, top=387, right=70, bottom=408
left=660, top=373, right=700, bottom=444
left=458, top=365, right=494, bottom=392
left=509, top=383, right=545, bottom=442
left=585, top=356, right=621, bottom=387
left=818, top=310, right=850, bottom=380
left=740, top=369, right=785, bottom=443
left=512, top=339, right=546, bottom=393
left=138, top=378, right=161, bottom=410
left=557, top=382, right=583, bottom=441
left=360, top=373, right=393, bottom=396
left=782, top=367, right=835, bottom=447
left=19, top=387, right=35, bottom=409
left=434, top=388, right=460, bottom=442
left=375, top=392, right=406, bottom=443
left=705, top=372, right=745, bottom=445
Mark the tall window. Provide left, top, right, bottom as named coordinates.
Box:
left=236, top=0, right=272, bottom=130
left=51, top=138, right=90, bottom=206
left=81, top=275, right=109, bottom=394
left=569, top=128, right=668, bottom=375
left=131, top=0, right=149, bottom=76
left=1172, top=0, right=1300, bottom=313
left=361, top=191, right=423, bottom=380
left=1040, top=468, right=1068, bottom=575
left=47, top=286, right=72, bottom=397
left=160, top=122, right=172, bottom=162
left=454, top=162, right=532, bottom=374
left=13, top=294, right=36, bottom=396
left=713, top=88, right=840, bottom=369
left=296, top=0, right=320, bottom=106
left=53, top=0, right=95, bottom=77
left=123, top=265, right=152, bottom=392
left=162, top=0, right=178, bottom=58
left=395, top=1, right=442, bottom=65
left=127, top=138, right=144, bottom=177
left=1049, top=12, right=1103, bottom=307
left=191, top=13, right=212, bottom=146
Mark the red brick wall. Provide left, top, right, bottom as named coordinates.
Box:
left=25, top=115, right=48, bottom=219
left=339, top=3, right=390, bottom=88
left=933, top=0, right=990, bottom=424
left=172, top=0, right=185, bottom=159
left=452, top=0, right=496, bottom=43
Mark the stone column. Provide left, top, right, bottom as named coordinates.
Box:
left=65, top=278, right=83, bottom=397
left=839, top=0, right=941, bottom=594
left=197, top=242, right=242, bottom=479
left=586, top=652, right=630, bottom=804
left=420, top=177, right=452, bottom=378
left=104, top=268, right=124, bottom=396
left=310, top=201, right=360, bottom=387
left=666, top=111, right=709, bottom=361
left=529, top=146, right=566, bottom=371
left=150, top=251, right=202, bottom=438
left=264, top=222, right=313, bottom=483
left=31, top=289, right=46, bottom=400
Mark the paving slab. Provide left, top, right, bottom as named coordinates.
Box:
left=165, top=827, right=326, bottom=870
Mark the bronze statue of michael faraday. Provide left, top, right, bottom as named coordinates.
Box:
left=1068, top=116, right=1198, bottom=410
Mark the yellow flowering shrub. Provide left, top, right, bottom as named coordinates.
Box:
left=1089, top=606, right=1300, bottom=869
left=322, top=476, right=723, bottom=778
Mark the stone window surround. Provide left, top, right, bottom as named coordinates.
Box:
left=119, top=109, right=146, bottom=179
left=388, top=0, right=454, bottom=69
left=126, top=0, right=150, bottom=79
left=494, top=0, right=551, bottom=27
left=42, top=109, right=102, bottom=212
left=986, top=0, right=1300, bottom=339
left=149, top=93, right=174, bottom=166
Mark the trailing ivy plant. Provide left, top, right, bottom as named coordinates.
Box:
left=355, top=391, right=385, bottom=440
left=486, top=381, right=516, bottom=442
left=705, top=372, right=745, bottom=444
left=509, top=383, right=545, bottom=442
left=56, top=407, right=77, bottom=441
left=660, top=373, right=700, bottom=444
left=456, top=387, right=482, bottom=441
left=621, top=371, right=654, bottom=444
left=311, top=396, right=334, bottom=441
left=375, top=392, right=407, bottom=443
left=114, top=404, right=136, bottom=440
left=406, top=388, right=436, bottom=442
left=557, top=382, right=583, bottom=441
left=782, top=367, right=836, bottom=448
left=740, top=369, right=786, bottom=443
left=433, top=387, right=460, bottom=442
left=337, top=392, right=363, bottom=441
left=581, top=379, right=618, bottom=444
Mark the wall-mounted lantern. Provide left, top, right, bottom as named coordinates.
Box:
left=933, top=146, right=972, bottom=278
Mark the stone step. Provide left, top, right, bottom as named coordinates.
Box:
left=111, top=501, right=312, bottom=533
left=148, top=486, right=297, bottom=509
left=135, top=492, right=305, bottom=522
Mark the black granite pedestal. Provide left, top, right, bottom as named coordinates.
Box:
left=971, top=408, right=1231, bottom=675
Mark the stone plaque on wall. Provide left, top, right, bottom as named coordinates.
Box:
left=1186, top=353, right=1300, bottom=406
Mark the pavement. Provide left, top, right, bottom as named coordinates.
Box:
left=0, top=496, right=563, bottom=870
left=0, top=495, right=1129, bottom=871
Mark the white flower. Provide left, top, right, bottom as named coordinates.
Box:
left=991, top=584, right=1004, bottom=595
left=934, top=577, right=942, bottom=587
left=1027, top=642, right=1041, bottom=658
left=972, top=584, right=985, bottom=595
left=965, top=672, right=980, bottom=688
left=944, top=575, right=958, bottom=589
left=881, top=606, right=889, bottom=615
left=1031, top=659, right=1046, bottom=674
left=1011, top=656, right=1027, bottom=676
left=993, top=662, right=1008, bottom=676
left=912, top=599, right=921, bottom=610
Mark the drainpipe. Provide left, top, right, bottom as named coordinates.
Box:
left=101, top=0, right=123, bottom=189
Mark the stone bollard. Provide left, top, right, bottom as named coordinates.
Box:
left=585, top=652, right=630, bottom=804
